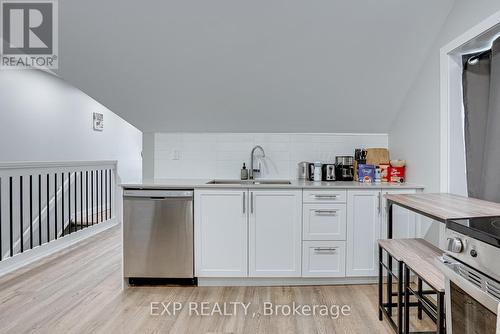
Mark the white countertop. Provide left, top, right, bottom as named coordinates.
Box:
left=120, top=178, right=424, bottom=190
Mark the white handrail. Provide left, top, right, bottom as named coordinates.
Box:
left=0, top=160, right=117, bottom=170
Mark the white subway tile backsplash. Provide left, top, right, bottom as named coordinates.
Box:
left=181, top=150, right=213, bottom=161
left=267, top=151, right=291, bottom=161
left=264, top=142, right=291, bottom=152
left=216, top=151, right=249, bottom=161
left=181, top=141, right=216, bottom=152
left=215, top=141, right=255, bottom=152
left=261, top=160, right=290, bottom=178
left=290, top=150, right=316, bottom=162
left=215, top=160, right=244, bottom=179
left=155, top=133, right=181, bottom=149
left=153, top=133, right=388, bottom=179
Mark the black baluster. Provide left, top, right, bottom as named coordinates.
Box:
left=38, top=175, right=41, bottom=246
left=61, top=173, right=64, bottom=237
left=29, top=176, right=33, bottom=249
left=20, top=176, right=23, bottom=253
left=79, top=171, right=83, bottom=230
left=9, top=177, right=13, bottom=257
left=68, top=172, right=71, bottom=234
left=100, top=170, right=103, bottom=223
left=109, top=170, right=112, bottom=218
left=105, top=170, right=108, bottom=220
left=74, top=172, right=77, bottom=232
left=94, top=171, right=97, bottom=224
left=55, top=174, right=58, bottom=239
left=96, top=171, right=98, bottom=223
left=91, top=171, right=94, bottom=226
left=46, top=174, right=49, bottom=242
left=86, top=171, right=89, bottom=228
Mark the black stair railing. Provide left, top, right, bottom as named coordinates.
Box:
left=0, top=162, right=115, bottom=261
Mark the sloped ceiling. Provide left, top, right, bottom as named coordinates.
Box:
left=57, top=0, right=455, bottom=133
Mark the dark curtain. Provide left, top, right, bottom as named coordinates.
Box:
left=463, top=37, right=500, bottom=203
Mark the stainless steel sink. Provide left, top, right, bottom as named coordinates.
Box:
left=206, top=179, right=291, bottom=185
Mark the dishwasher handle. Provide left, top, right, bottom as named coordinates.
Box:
left=123, top=189, right=193, bottom=198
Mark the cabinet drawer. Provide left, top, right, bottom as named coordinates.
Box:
left=302, top=241, right=346, bottom=277
left=303, top=190, right=346, bottom=203
left=303, top=203, right=346, bottom=240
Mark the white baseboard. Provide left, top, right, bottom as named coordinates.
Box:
left=0, top=219, right=118, bottom=278
left=197, top=277, right=378, bottom=287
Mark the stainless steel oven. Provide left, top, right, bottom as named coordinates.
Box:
left=438, top=218, right=500, bottom=334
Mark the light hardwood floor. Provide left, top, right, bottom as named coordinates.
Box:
left=0, top=226, right=434, bottom=334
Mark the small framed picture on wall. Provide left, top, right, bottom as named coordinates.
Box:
left=93, top=112, right=104, bottom=131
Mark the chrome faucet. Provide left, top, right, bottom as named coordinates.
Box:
left=249, top=145, right=266, bottom=180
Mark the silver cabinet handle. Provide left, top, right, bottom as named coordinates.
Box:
left=314, top=247, right=338, bottom=253
left=377, top=192, right=381, bottom=214
left=243, top=191, right=246, bottom=214
left=314, top=210, right=338, bottom=215
left=314, top=194, right=338, bottom=199
left=250, top=192, right=254, bottom=214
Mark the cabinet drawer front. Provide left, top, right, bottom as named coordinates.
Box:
left=303, top=190, right=346, bottom=203
left=303, top=204, right=347, bottom=240
left=302, top=241, right=346, bottom=277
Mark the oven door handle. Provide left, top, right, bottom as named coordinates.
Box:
left=438, top=257, right=500, bottom=315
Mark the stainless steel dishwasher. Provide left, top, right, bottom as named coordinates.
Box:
left=123, top=189, right=194, bottom=283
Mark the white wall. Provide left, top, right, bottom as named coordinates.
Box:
left=389, top=0, right=500, bottom=244
left=0, top=70, right=142, bottom=182
left=151, top=133, right=388, bottom=179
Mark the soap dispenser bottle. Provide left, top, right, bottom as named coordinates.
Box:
left=241, top=163, right=249, bottom=180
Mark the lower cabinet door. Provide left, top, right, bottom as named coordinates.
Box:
left=248, top=190, right=302, bottom=277
left=194, top=190, right=248, bottom=277
left=346, top=190, right=381, bottom=277
left=302, top=241, right=346, bottom=277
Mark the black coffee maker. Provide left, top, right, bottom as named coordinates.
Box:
left=335, top=156, right=354, bottom=181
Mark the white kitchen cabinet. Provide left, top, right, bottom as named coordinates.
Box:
left=248, top=190, right=302, bottom=277
left=194, top=189, right=248, bottom=277
left=302, top=241, right=346, bottom=277
left=380, top=189, right=417, bottom=239
left=194, top=186, right=421, bottom=280
left=346, top=190, right=381, bottom=277
left=302, top=203, right=347, bottom=240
